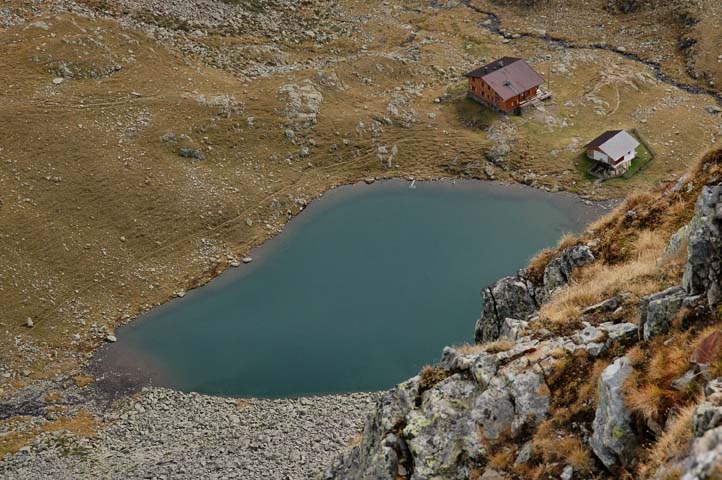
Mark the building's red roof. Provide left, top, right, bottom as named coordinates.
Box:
left=465, top=58, right=545, bottom=101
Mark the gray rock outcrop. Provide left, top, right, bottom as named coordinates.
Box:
left=324, top=338, right=561, bottom=480
left=322, top=379, right=418, bottom=479
left=683, top=184, right=722, bottom=307
left=278, top=82, right=324, bottom=130
left=475, top=276, right=537, bottom=344
left=678, top=425, right=722, bottom=480
left=178, top=147, right=204, bottom=160
left=692, top=378, right=722, bottom=437
left=591, top=356, right=638, bottom=469
left=662, top=223, right=691, bottom=262
left=404, top=375, right=484, bottom=479
left=542, top=245, right=596, bottom=297
left=639, top=286, right=687, bottom=340
left=475, top=246, right=596, bottom=344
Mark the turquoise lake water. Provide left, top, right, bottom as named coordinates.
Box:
left=96, top=180, right=601, bottom=398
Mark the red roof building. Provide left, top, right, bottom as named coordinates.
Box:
left=465, top=57, right=547, bottom=113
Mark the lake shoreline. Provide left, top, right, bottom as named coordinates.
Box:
left=87, top=177, right=614, bottom=401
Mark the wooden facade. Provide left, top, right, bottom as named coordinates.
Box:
left=465, top=57, right=546, bottom=114
left=468, top=77, right=539, bottom=113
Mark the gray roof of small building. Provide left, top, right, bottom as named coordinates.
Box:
left=586, top=130, right=640, bottom=160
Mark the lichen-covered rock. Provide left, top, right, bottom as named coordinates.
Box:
left=504, top=365, right=550, bottom=433
left=683, top=185, right=722, bottom=307
left=404, top=375, right=484, bottom=479
left=639, top=286, right=687, bottom=340
left=500, top=318, right=529, bottom=340
left=581, top=295, right=623, bottom=315
left=440, top=347, right=500, bottom=388
left=692, top=403, right=722, bottom=437
left=662, top=223, right=691, bottom=262
left=475, top=276, right=537, bottom=343
left=278, top=82, right=324, bottom=130
left=325, top=336, right=561, bottom=479
left=321, top=378, right=418, bottom=479
left=472, top=376, right=516, bottom=441
left=591, top=356, right=638, bottom=469
left=679, top=426, right=722, bottom=480
left=542, top=245, right=595, bottom=297
left=691, top=378, right=722, bottom=437
left=600, top=322, right=639, bottom=342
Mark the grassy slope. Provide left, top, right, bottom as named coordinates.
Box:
left=475, top=148, right=722, bottom=479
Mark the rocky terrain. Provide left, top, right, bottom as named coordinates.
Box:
left=1, top=386, right=378, bottom=479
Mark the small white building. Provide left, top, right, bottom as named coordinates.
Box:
left=585, top=130, right=640, bottom=177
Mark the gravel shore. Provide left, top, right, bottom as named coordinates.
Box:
left=0, top=388, right=379, bottom=480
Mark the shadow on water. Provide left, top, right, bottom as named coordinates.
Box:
left=91, top=179, right=609, bottom=399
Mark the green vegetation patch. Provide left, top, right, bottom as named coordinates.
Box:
left=622, top=143, right=654, bottom=179
left=455, top=96, right=499, bottom=129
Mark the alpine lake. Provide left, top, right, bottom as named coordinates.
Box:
left=94, top=179, right=604, bottom=398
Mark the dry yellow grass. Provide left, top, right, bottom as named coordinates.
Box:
left=44, top=390, right=62, bottom=403
left=42, top=410, right=99, bottom=438
left=530, top=421, right=594, bottom=475
left=626, top=381, right=668, bottom=424
left=72, top=375, right=94, bottom=388
left=487, top=446, right=516, bottom=471
left=640, top=402, right=698, bottom=477
left=0, top=420, right=39, bottom=460
left=624, top=326, right=721, bottom=427
left=540, top=250, right=662, bottom=325
left=419, top=365, right=452, bottom=392
left=455, top=339, right=514, bottom=355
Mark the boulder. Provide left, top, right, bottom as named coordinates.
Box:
left=278, top=83, right=324, bottom=130
left=692, top=378, right=722, bottom=437
left=574, top=323, right=605, bottom=344
left=505, top=367, right=550, bottom=433
left=639, top=286, right=687, bottom=340
left=542, top=245, right=595, bottom=297
left=683, top=185, right=722, bottom=307
left=662, top=223, right=691, bottom=261
left=472, top=377, right=516, bottom=441
left=692, top=403, right=722, bottom=437
left=679, top=426, right=722, bottom=480
left=599, top=322, right=639, bottom=342
left=581, top=295, right=623, bottom=315
left=472, top=361, right=550, bottom=442
left=321, top=378, right=418, bottom=479
left=404, top=375, right=484, bottom=479
left=178, top=147, right=204, bottom=161
left=475, top=276, right=537, bottom=344
left=591, top=356, right=638, bottom=469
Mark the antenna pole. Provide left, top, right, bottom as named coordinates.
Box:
left=547, top=63, right=551, bottom=93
